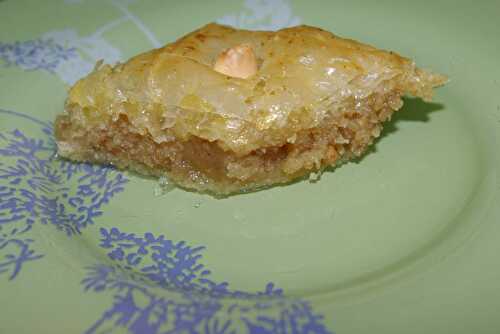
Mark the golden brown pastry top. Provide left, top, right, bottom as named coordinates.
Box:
left=66, top=23, right=446, bottom=155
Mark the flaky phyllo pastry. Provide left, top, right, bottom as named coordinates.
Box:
left=55, top=23, right=447, bottom=194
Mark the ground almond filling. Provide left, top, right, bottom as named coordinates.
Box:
left=55, top=90, right=399, bottom=194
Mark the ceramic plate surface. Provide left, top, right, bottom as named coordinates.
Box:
left=1, top=1, right=499, bottom=333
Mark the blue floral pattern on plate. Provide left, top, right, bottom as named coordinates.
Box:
left=0, top=39, right=78, bottom=74
left=83, top=227, right=332, bottom=334
left=0, top=109, right=128, bottom=280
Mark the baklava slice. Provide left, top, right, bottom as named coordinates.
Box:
left=55, top=23, right=447, bottom=194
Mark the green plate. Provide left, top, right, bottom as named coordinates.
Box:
left=1, top=0, right=499, bottom=333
